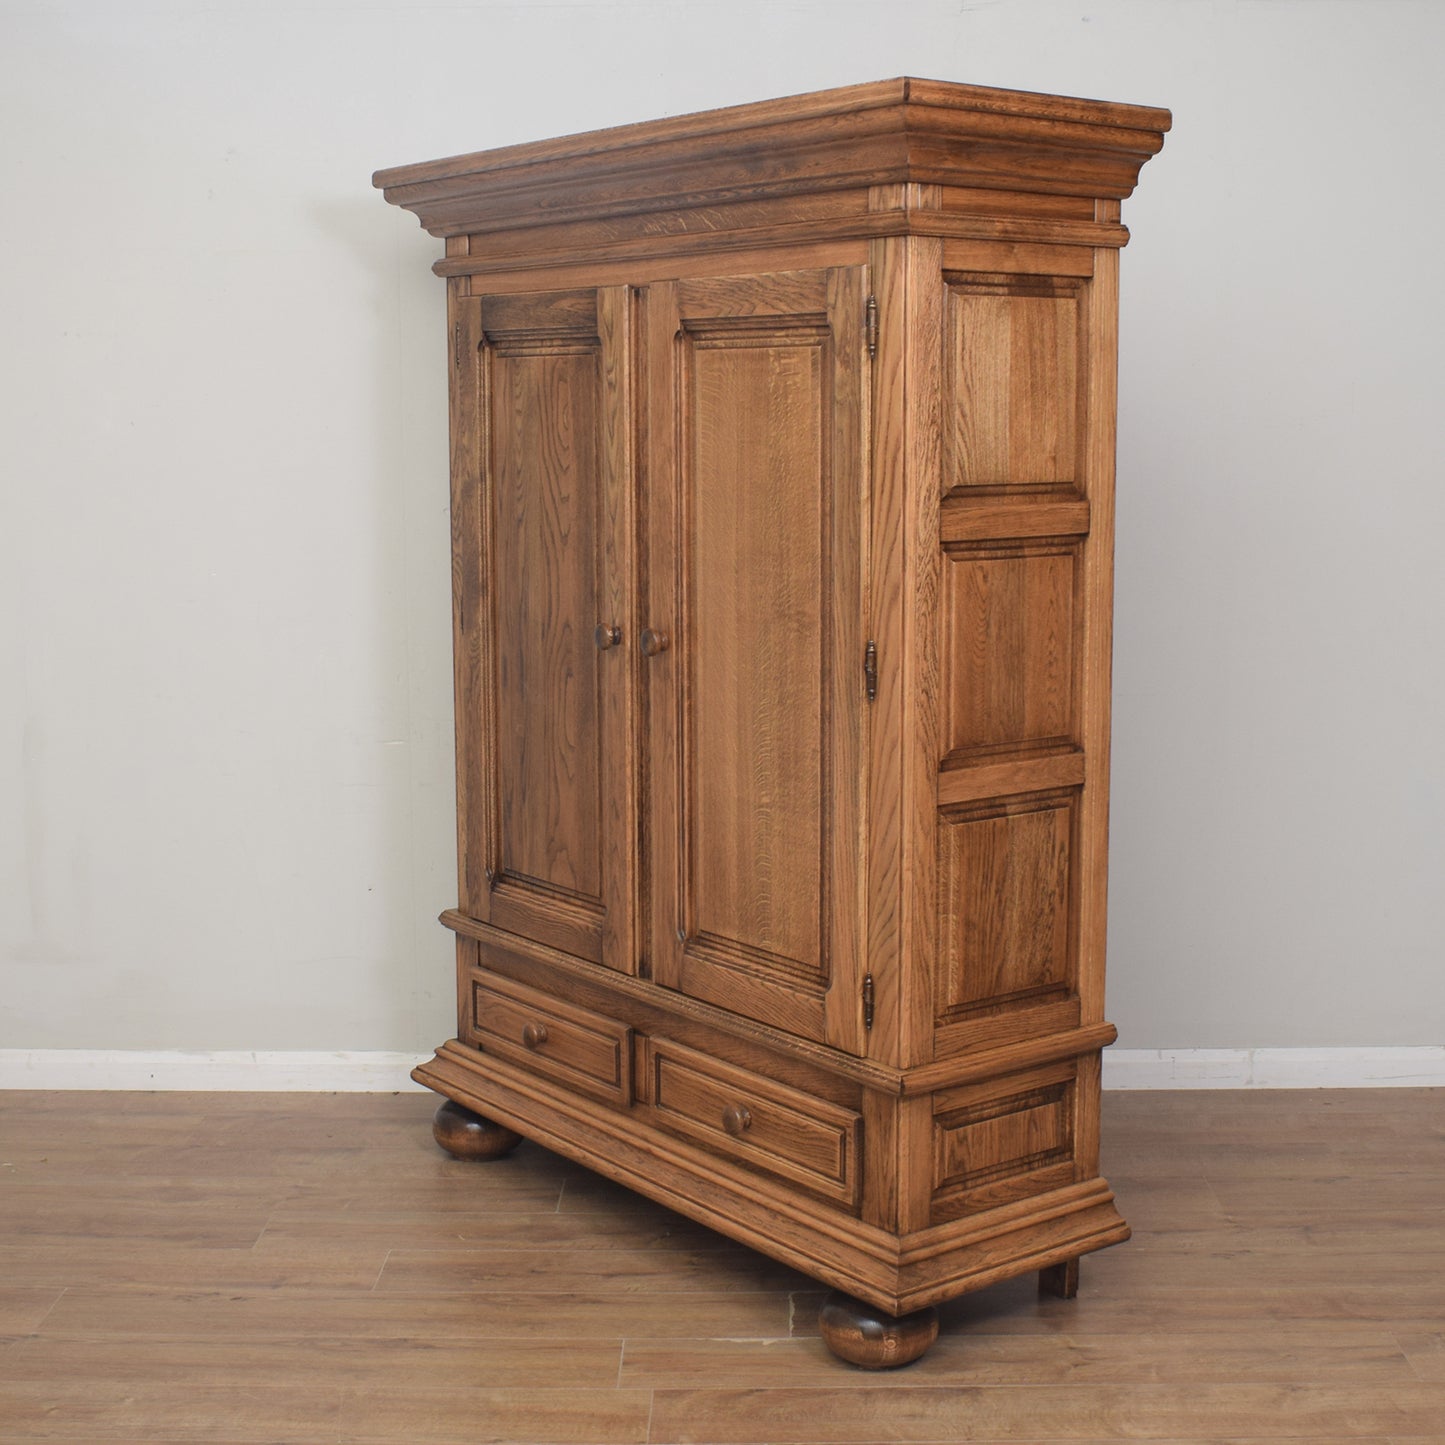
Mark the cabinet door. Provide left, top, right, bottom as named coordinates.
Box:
left=645, top=268, right=870, bottom=1048
left=452, top=286, right=636, bottom=972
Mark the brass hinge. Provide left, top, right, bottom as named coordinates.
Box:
left=863, top=639, right=877, bottom=702
left=453, top=322, right=461, bottom=373
left=862, top=973, right=875, bottom=1031
left=865, top=294, right=878, bottom=358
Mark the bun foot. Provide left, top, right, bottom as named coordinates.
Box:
left=431, top=1099, right=522, bottom=1161
left=1039, top=1257, right=1081, bottom=1298
left=818, top=1290, right=939, bottom=1369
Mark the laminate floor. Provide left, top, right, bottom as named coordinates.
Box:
left=0, top=1088, right=1441, bottom=1443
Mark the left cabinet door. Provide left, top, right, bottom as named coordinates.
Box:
left=451, top=284, right=637, bottom=973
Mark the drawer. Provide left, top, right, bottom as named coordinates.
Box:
left=643, top=1037, right=860, bottom=1207
left=470, top=972, right=633, bottom=1107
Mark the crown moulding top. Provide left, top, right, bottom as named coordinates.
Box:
left=373, top=77, right=1172, bottom=240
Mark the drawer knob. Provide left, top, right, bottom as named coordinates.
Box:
left=521, top=1021, right=549, bottom=1050
left=640, top=626, right=670, bottom=657
left=594, top=622, right=621, bottom=651
left=721, top=1103, right=752, bottom=1137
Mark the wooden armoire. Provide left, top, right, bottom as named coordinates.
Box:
left=375, top=78, right=1169, bottom=1366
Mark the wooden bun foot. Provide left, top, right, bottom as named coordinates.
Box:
left=431, top=1099, right=522, bottom=1161
left=818, top=1290, right=939, bottom=1369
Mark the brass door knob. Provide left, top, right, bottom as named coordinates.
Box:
left=594, top=623, right=621, bottom=650
left=640, top=627, right=670, bottom=657
left=521, top=1022, right=549, bottom=1050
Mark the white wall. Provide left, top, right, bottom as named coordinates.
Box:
left=2, top=0, right=1441, bottom=1058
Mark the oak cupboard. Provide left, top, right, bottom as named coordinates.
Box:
left=374, top=78, right=1169, bottom=1366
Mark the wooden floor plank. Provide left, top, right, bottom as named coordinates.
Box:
left=376, top=1243, right=811, bottom=1294
left=4, top=1334, right=623, bottom=1390
left=643, top=1384, right=1423, bottom=1441
left=1395, top=1330, right=1444, bottom=1382
left=0, top=1382, right=342, bottom=1443
left=37, top=1286, right=798, bottom=1341
left=2, top=1201, right=268, bottom=1247
left=0, top=1289, right=63, bottom=1335
left=338, top=1386, right=652, bottom=1444
left=1088, top=1247, right=1445, bottom=1288
left=256, top=1207, right=725, bottom=1251
left=0, top=1088, right=1440, bottom=1445
left=1102, top=1175, right=1227, bottom=1233
left=0, top=1238, right=389, bottom=1291
left=619, top=1329, right=1416, bottom=1388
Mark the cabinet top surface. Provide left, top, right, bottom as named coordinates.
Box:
left=373, top=76, right=1171, bottom=240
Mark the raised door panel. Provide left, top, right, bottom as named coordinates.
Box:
left=942, top=542, right=1077, bottom=760
left=935, top=792, right=1075, bottom=1022
left=646, top=268, right=869, bottom=1049
left=944, top=275, right=1082, bottom=491
left=453, top=287, right=636, bottom=971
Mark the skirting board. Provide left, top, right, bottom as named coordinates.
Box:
left=0, top=1050, right=432, bottom=1092
left=1, top=1047, right=1443, bottom=1091
left=1104, top=1048, right=1445, bottom=1089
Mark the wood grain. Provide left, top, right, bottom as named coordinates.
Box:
left=0, top=1090, right=1440, bottom=1442
left=621, top=1328, right=1414, bottom=1387
left=942, top=542, right=1077, bottom=755
left=387, top=80, right=1173, bottom=1367
left=0, top=1291, right=62, bottom=1336
left=688, top=308, right=826, bottom=972
left=373, top=77, right=1171, bottom=242
left=936, top=793, right=1074, bottom=1018
left=646, top=267, right=868, bottom=1048
left=1, top=1334, right=625, bottom=1390
left=489, top=316, right=605, bottom=913
left=644, top=1384, right=1433, bottom=1441
left=945, top=280, right=1082, bottom=488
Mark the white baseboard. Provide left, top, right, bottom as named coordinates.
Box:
left=0, top=1050, right=431, bottom=1092
left=0, top=1047, right=1442, bottom=1092
left=1103, top=1047, right=1445, bottom=1089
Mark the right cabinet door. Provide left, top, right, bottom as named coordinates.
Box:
left=644, top=267, right=870, bottom=1051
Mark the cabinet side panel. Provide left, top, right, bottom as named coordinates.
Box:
left=450, top=288, right=487, bottom=915
left=931, top=268, right=1093, bottom=1055
left=1076, top=234, right=1121, bottom=1028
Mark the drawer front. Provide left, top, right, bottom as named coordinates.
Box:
left=643, top=1037, right=860, bottom=1207
left=470, top=972, right=633, bottom=1106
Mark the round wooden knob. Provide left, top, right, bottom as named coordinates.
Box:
left=521, top=1021, right=549, bottom=1050
left=594, top=623, right=621, bottom=650
left=721, top=1103, right=752, bottom=1137
left=640, top=627, right=670, bottom=657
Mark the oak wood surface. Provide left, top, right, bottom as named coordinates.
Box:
left=459, top=284, right=637, bottom=972
left=373, top=77, right=1170, bottom=247
left=645, top=267, right=869, bottom=1050
left=1, top=1089, right=1441, bottom=1442
left=391, top=81, right=1174, bottom=1363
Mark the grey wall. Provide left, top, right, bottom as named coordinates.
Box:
left=3, top=0, right=1441, bottom=1054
